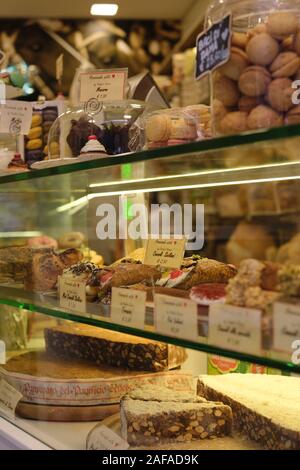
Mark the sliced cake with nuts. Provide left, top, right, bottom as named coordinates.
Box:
left=120, top=385, right=232, bottom=446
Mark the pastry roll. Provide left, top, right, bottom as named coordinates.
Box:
left=99, top=263, right=161, bottom=292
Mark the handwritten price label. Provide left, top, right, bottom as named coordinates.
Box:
left=59, top=277, right=86, bottom=314
left=0, top=101, right=33, bottom=135
left=154, top=294, right=198, bottom=341
left=273, top=302, right=300, bottom=353
left=0, top=379, right=23, bottom=418
left=111, top=288, right=146, bottom=330
left=144, top=238, right=186, bottom=270
left=209, top=304, right=262, bottom=355
left=87, top=424, right=129, bottom=450
left=79, top=69, right=128, bottom=104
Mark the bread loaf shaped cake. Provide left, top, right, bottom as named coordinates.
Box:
left=45, top=324, right=187, bottom=372
left=197, top=374, right=300, bottom=450
left=120, top=385, right=232, bottom=446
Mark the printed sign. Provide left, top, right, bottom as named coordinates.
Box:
left=111, top=287, right=146, bottom=329
left=273, top=302, right=300, bottom=353
left=144, top=238, right=186, bottom=270
left=196, top=13, right=232, bottom=80
left=154, top=294, right=198, bottom=341
left=209, top=303, right=262, bottom=355
left=0, top=101, right=33, bottom=135
left=0, top=379, right=23, bottom=418
left=79, top=69, right=128, bottom=105
left=59, top=277, right=86, bottom=314
left=87, top=425, right=129, bottom=451
left=0, top=341, right=5, bottom=365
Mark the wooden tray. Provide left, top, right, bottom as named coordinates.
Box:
left=17, top=402, right=119, bottom=422
left=87, top=413, right=262, bottom=450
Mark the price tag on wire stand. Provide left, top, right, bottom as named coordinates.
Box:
left=144, top=238, right=186, bottom=270
left=59, top=277, right=86, bottom=314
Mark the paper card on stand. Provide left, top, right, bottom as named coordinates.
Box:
left=273, top=302, right=300, bottom=354
left=111, top=287, right=146, bottom=330
left=209, top=303, right=262, bottom=355
left=0, top=379, right=23, bottom=418
left=154, top=294, right=198, bottom=341
left=0, top=101, right=32, bottom=135
left=59, top=277, right=87, bottom=314
left=87, top=425, right=129, bottom=450
left=144, top=238, right=186, bottom=270
left=79, top=69, right=128, bottom=104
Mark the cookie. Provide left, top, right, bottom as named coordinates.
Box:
left=238, top=95, right=263, bottom=113
left=285, top=106, right=300, bottom=125
left=246, top=33, right=279, bottom=66
left=214, top=75, right=240, bottom=107
left=231, top=32, right=248, bottom=49
left=238, top=65, right=271, bottom=97
left=247, top=104, right=283, bottom=129
left=220, top=111, right=248, bottom=134
left=220, top=47, right=249, bottom=81
left=26, top=138, right=43, bottom=151
left=145, top=114, right=171, bottom=142
left=266, top=12, right=298, bottom=40
left=270, top=52, right=300, bottom=78
left=267, top=78, right=294, bottom=112
left=27, top=126, right=42, bottom=140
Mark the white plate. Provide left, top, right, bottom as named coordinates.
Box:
left=31, top=154, right=109, bottom=170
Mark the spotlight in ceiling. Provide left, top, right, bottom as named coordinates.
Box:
left=90, top=4, right=119, bottom=16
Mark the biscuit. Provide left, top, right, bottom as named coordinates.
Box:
left=238, top=95, right=263, bottom=113
left=246, top=33, right=279, bottom=66
left=232, top=32, right=248, bottom=49
left=247, top=105, right=283, bottom=129
left=239, top=65, right=271, bottom=96
left=285, top=106, right=300, bottom=125
left=270, top=52, right=300, bottom=78
left=214, top=75, right=240, bottom=107
left=267, top=78, right=294, bottom=112
left=266, top=12, right=298, bottom=40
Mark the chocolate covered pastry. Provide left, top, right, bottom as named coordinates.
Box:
left=67, top=116, right=103, bottom=157
left=99, top=263, right=161, bottom=294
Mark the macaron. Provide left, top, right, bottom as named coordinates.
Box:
left=43, top=111, right=58, bottom=122
left=214, top=75, right=240, bottom=107
left=267, top=78, right=294, bottom=112
left=270, top=52, right=300, bottom=78
left=26, top=149, right=44, bottom=161
left=26, top=138, right=43, bottom=151
left=145, top=114, right=171, bottom=142
left=220, top=47, right=249, bottom=81
left=43, top=121, right=54, bottom=132
left=239, top=65, right=271, bottom=96
left=246, top=33, right=279, bottom=66
left=31, top=114, right=42, bottom=127
left=285, top=106, right=300, bottom=125
left=266, top=12, right=299, bottom=40
left=220, top=111, right=248, bottom=134
left=247, top=105, right=283, bottom=129
left=27, top=126, right=42, bottom=140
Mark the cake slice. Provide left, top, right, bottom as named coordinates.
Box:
left=197, top=374, right=300, bottom=450
left=120, top=385, right=232, bottom=446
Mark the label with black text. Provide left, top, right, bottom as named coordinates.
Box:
left=144, top=238, right=185, bottom=270
left=273, top=302, right=300, bottom=353
left=59, top=277, right=86, bottom=314
left=111, top=287, right=146, bottom=329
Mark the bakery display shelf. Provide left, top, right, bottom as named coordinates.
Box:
left=0, top=123, right=300, bottom=186
left=0, top=285, right=299, bottom=375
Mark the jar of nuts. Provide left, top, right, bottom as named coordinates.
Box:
left=206, top=0, right=300, bottom=135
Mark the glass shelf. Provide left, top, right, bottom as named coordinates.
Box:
left=0, top=285, right=298, bottom=374
left=1, top=123, right=300, bottom=187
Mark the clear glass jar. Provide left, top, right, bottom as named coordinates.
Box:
left=206, top=0, right=300, bottom=135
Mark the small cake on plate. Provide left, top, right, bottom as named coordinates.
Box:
left=80, top=135, right=107, bottom=156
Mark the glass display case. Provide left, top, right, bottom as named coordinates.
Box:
left=1, top=124, right=300, bottom=450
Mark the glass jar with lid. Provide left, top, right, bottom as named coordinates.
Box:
left=206, top=0, right=300, bottom=135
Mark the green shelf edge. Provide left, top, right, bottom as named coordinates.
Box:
left=1, top=124, right=300, bottom=184
left=0, top=296, right=299, bottom=375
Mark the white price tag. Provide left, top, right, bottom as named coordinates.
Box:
left=154, top=294, right=198, bottom=341
left=79, top=69, right=127, bottom=104
left=59, top=277, right=86, bottom=314
left=0, top=379, right=23, bottom=418
left=0, top=101, right=32, bottom=135
left=144, top=238, right=186, bottom=270
left=0, top=341, right=6, bottom=364
left=111, top=287, right=146, bottom=329
left=209, top=304, right=262, bottom=355
left=87, top=425, right=129, bottom=451
left=273, top=302, right=300, bottom=354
